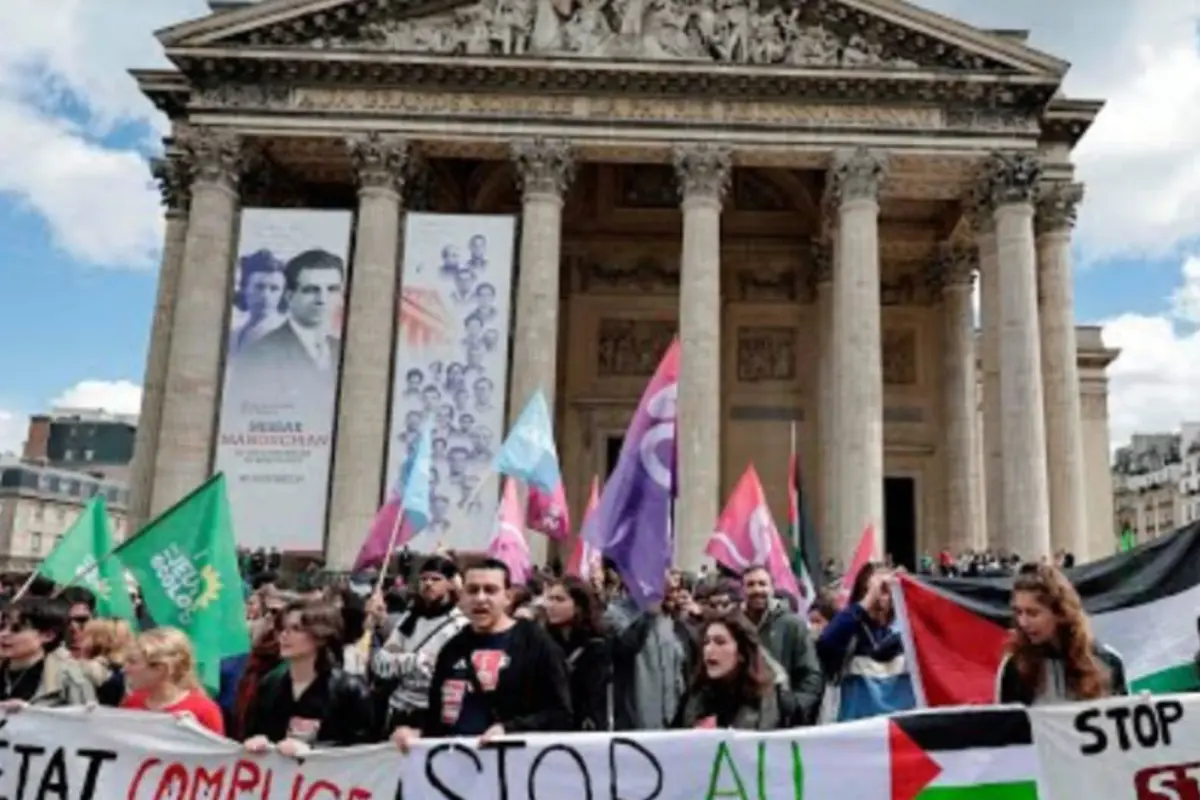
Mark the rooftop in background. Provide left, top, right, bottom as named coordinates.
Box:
left=42, top=407, right=139, bottom=426
left=22, top=408, right=137, bottom=483
left=1113, top=424, right=1200, bottom=476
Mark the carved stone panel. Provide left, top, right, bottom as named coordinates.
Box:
left=732, top=266, right=802, bottom=302
left=882, top=329, right=917, bottom=386
left=597, top=319, right=677, bottom=376
left=577, top=254, right=679, bottom=294
left=737, top=326, right=796, bottom=383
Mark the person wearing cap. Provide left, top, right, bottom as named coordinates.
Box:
left=371, top=555, right=466, bottom=734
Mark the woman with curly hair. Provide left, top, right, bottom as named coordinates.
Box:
left=996, top=563, right=1128, bottom=706
left=543, top=576, right=611, bottom=730
left=674, top=612, right=789, bottom=730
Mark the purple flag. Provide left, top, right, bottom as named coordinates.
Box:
left=585, top=337, right=680, bottom=608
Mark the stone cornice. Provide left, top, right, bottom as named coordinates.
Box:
left=163, top=47, right=1059, bottom=108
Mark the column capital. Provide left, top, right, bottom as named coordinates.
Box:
left=927, top=243, right=977, bottom=296
left=511, top=137, right=574, bottom=198
left=1036, top=181, right=1084, bottom=235
left=346, top=132, right=409, bottom=193
left=177, top=126, right=245, bottom=191
left=827, top=147, right=888, bottom=205
left=151, top=155, right=191, bottom=217
left=673, top=144, right=732, bottom=203
left=982, top=151, right=1042, bottom=207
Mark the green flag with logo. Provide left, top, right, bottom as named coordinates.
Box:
left=115, top=474, right=249, bottom=691
left=38, top=498, right=135, bottom=622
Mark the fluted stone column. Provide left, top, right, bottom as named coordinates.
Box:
left=932, top=245, right=982, bottom=552
left=326, top=134, right=409, bottom=570
left=509, top=138, right=573, bottom=567
left=128, top=157, right=191, bottom=533
left=151, top=129, right=243, bottom=515
left=812, top=242, right=837, bottom=547
left=1037, top=182, right=1087, bottom=558
left=673, top=145, right=731, bottom=571
left=976, top=213, right=1005, bottom=551
left=987, top=152, right=1051, bottom=559
left=829, top=147, right=887, bottom=560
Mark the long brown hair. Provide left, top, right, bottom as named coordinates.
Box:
left=1007, top=563, right=1109, bottom=700
left=692, top=612, right=774, bottom=705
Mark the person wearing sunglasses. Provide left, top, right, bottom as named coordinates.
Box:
left=60, top=587, right=96, bottom=659
left=0, top=597, right=95, bottom=711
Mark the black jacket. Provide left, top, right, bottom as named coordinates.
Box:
left=551, top=632, right=612, bottom=731
left=996, top=643, right=1129, bottom=706
left=424, top=619, right=572, bottom=736
left=245, top=667, right=375, bottom=746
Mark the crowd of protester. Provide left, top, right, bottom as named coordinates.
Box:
left=0, top=545, right=1154, bottom=753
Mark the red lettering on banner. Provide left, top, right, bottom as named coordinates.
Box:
left=1134, top=763, right=1200, bottom=800
left=124, top=756, right=369, bottom=800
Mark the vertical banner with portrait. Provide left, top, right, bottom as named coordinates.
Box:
left=386, top=213, right=517, bottom=551
left=215, top=209, right=353, bottom=552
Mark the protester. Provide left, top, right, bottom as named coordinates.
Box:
left=607, top=575, right=695, bottom=731
left=76, top=617, right=135, bottom=706
left=391, top=558, right=571, bottom=751
left=372, top=555, right=466, bottom=733
left=244, top=599, right=375, bottom=753
left=122, top=627, right=224, bottom=734
left=336, top=589, right=370, bottom=677
left=544, top=576, right=612, bottom=730
left=676, top=613, right=788, bottom=730
left=61, top=587, right=96, bottom=659
left=0, top=596, right=94, bottom=708
left=995, top=563, right=1128, bottom=705
left=228, top=592, right=290, bottom=739
left=806, top=591, right=838, bottom=639
left=741, top=565, right=823, bottom=725
left=816, top=563, right=915, bottom=722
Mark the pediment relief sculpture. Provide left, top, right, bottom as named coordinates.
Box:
left=307, top=0, right=944, bottom=68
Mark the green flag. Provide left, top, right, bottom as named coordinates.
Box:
left=115, top=474, right=249, bottom=691
left=38, top=498, right=135, bottom=622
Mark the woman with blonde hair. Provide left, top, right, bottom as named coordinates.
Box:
left=996, top=563, right=1128, bottom=706
left=121, top=627, right=225, bottom=735
left=77, top=618, right=135, bottom=706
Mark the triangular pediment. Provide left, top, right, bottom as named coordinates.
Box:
left=159, top=0, right=1067, bottom=75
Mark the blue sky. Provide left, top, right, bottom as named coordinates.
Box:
left=0, top=0, right=1197, bottom=455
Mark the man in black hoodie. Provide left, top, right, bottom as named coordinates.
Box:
left=392, top=558, right=572, bottom=751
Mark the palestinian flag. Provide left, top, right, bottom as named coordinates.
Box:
left=796, top=706, right=1037, bottom=800
left=893, top=523, right=1200, bottom=707
left=787, top=430, right=821, bottom=603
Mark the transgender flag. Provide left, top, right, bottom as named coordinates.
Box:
left=585, top=338, right=680, bottom=608
left=495, top=389, right=570, bottom=541
left=354, top=420, right=433, bottom=571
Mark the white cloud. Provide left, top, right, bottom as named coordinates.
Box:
left=917, top=0, right=1200, bottom=263
left=0, top=409, right=23, bottom=456
left=50, top=380, right=143, bottom=417
left=0, top=0, right=204, bottom=269
left=1103, top=255, right=1200, bottom=447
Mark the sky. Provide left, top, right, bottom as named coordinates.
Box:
left=0, top=0, right=1197, bottom=456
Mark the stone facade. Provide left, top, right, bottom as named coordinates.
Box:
left=131, top=0, right=1118, bottom=569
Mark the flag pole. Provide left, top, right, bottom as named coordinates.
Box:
left=374, top=509, right=407, bottom=594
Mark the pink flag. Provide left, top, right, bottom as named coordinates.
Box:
left=705, top=464, right=800, bottom=598
left=355, top=502, right=416, bottom=572
left=488, top=478, right=532, bottom=585
left=567, top=476, right=602, bottom=580
left=526, top=481, right=570, bottom=542
left=838, top=524, right=879, bottom=605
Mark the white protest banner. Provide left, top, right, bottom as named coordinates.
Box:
left=0, top=704, right=1045, bottom=800
left=1031, top=693, right=1197, bottom=800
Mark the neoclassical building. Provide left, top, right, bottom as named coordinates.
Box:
left=130, top=0, right=1119, bottom=571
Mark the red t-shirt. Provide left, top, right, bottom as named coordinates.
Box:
left=122, top=689, right=226, bottom=736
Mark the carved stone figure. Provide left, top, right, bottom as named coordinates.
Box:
left=597, top=319, right=677, bottom=375
left=331, top=0, right=932, bottom=68
left=737, top=327, right=796, bottom=382
left=882, top=329, right=917, bottom=385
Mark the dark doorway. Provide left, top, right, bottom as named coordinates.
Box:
left=884, top=477, right=917, bottom=571
left=605, top=436, right=624, bottom=479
